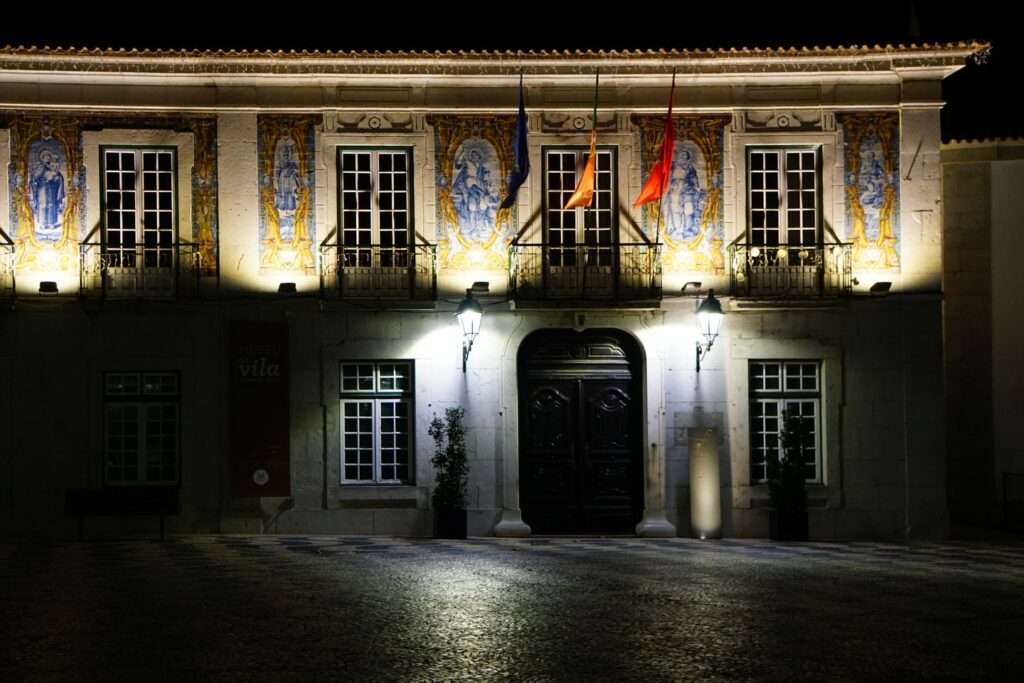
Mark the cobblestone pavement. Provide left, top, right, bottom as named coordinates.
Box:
left=2, top=536, right=1023, bottom=681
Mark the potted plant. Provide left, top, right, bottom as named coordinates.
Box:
left=766, top=408, right=810, bottom=541
left=429, top=407, right=469, bottom=539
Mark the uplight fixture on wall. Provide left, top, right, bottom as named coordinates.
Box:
left=456, top=282, right=488, bottom=372
left=695, top=289, right=724, bottom=372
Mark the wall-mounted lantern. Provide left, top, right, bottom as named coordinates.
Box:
left=456, top=282, right=488, bottom=372
left=695, top=289, right=724, bottom=372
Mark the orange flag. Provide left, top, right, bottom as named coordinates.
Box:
left=565, top=129, right=598, bottom=210
left=633, top=76, right=676, bottom=209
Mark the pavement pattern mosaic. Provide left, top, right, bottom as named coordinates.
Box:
left=2, top=535, right=1022, bottom=681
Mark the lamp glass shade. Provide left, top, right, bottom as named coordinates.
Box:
left=696, top=291, right=724, bottom=343
left=456, top=294, right=483, bottom=340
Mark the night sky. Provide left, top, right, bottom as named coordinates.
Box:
left=0, top=2, right=1015, bottom=141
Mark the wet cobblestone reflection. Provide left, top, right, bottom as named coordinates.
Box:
left=2, top=536, right=1022, bottom=680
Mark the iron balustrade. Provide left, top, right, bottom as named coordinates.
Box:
left=509, top=242, right=663, bottom=301
left=319, top=243, right=437, bottom=300
left=79, top=241, right=201, bottom=299
left=728, top=243, right=853, bottom=298
left=0, top=238, right=14, bottom=299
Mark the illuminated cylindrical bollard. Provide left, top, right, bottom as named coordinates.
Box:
left=689, top=427, right=722, bottom=539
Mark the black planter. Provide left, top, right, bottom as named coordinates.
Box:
left=769, top=510, right=809, bottom=541
left=434, top=508, right=468, bottom=539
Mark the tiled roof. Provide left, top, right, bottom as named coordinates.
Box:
left=0, top=42, right=989, bottom=60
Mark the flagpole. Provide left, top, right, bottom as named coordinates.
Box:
left=651, top=70, right=675, bottom=293
left=653, top=70, right=676, bottom=251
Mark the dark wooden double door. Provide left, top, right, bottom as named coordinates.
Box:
left=519, top=331, right=643, bottom=534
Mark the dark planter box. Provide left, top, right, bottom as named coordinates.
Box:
left=769, top=510, right=809, bottom=541
left=434, top=508, right=467, bottom=539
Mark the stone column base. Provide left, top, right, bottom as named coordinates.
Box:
left=635, top=512, right=676, bottom=538
left=493, top=509, right=532, bottom=537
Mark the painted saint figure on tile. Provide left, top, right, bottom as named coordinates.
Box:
left=633, top=114, right=728, bottom=273
left=663, top=146, right=707, bottom=243
left=839, top=113, right=900, bottom=269
left=273, top=135, right=300, bottom=241
left=8, top=117, right=84, bottom=271
left=451, top=141, right=499, bottom=243
left=257, top=115, right=316, bottom=273
left=431, top=116, right=517, bottom=272
left=28, top=143, right=66, bottom=240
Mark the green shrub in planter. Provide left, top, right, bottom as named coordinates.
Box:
left=767, top=408, right=810, bottom=541
left=429, top=407, right=469, bottom=538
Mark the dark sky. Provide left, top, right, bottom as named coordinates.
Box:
left=0, top=2, right=1014, bottom=141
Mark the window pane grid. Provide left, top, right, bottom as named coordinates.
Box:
left=749, top=361, right=822, bottom=483
left=104, top=371, right=179, bottom=485
left=545, top=149, right=615, bottom=267
left=748, top=149, right=817, bottom=247
left=339, top=149, right=411, bottom=268
left=103, top=149, right=176, bottom=270
left=340, top=361, right=413, bottom=484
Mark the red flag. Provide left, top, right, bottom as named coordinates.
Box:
left=633, top=78, right=676, bottom=209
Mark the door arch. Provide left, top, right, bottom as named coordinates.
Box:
left=518, top=328, right=644, bottom=533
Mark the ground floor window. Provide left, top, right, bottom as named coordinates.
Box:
left=749, top=361, right=821, bottom=483
left=104, top=372, right=179, bottom=484
left=340, top=361, right=413, bottom=483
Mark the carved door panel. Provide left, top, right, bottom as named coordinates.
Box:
left=579, top=380, right=640, bottom=532
left=520, top=376, right=641, bottom=533
left=521, top=381, right=579, bottom=533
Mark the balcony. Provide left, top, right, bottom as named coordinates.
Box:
left=80, top=241, right=201, bottom=299
left=319, top=244, right=437, bottom=301
left=509, top=243, right=663, bottom=303
left=728, top=243, right=853, bottom=298
left=0, top=234, right=13, bottom=300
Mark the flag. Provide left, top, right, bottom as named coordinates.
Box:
left=565, top=129, right=598, bottom=210
left=500, top=77, right=530, bottom=210
left=633, top=76, right=676, bottom=209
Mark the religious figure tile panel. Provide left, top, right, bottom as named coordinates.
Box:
left=258, top=115, right=316, bottom=273
left=838, top=113, right=900, bottom=270
left=3, top=112, right=219, bottom=275
left=430, top=116, right=518, bottom=272
left=8, top=117, right=84, bottom=271
left=634, top=115, right=729, bottom=273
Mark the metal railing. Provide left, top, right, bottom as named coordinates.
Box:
left=0, top=233, right=14, bottom=300
left=80, top=241, right=202, bottom=299
left=728, top=243, right=853, bottom=298
left=319, top=243, right=437, bottom=300
left=509, top=242, right=663, bottom=301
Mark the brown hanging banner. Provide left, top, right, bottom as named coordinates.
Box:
left=229, top=321, right=291, bottom=497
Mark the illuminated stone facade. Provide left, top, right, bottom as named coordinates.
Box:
left=0, top=44, right=983, bottom=539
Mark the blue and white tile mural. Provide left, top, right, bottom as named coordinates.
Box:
left=4, top=112, right=219, bottom=275
left=258, top=115, right=316, bottom=273
left=431, top=116, right=517, bottom=272
left=8, top=118, right=84, bottom=271
left=838, top=113, right=900, bottom=270
left=634, top=115, right=729, bottom=273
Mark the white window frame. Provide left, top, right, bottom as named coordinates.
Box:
left=339, top=361, right=414, bottom=484
left=749, top=361, right=822, bottom=484
left=100, top=146, right=178, bottom=270
left=747, top=146, right=820, bottom=248
left=103, top=371, right=180, bottom=486
left=543, top=146, right=617, bottom=264
left=337, top=147, right=412, bottom=258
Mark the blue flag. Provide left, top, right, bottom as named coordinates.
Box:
left=500, top=78, right=530, bottom=210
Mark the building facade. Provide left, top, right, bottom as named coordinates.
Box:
left=942, top=138, right=1024, bottom=529
left=0, top=44, right=983, bottom=539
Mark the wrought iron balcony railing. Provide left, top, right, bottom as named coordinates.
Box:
left=728, top=243, right=853, bottom=298
left=0, top=235, right=14, bottom=300
left=319, top=244, right=437, bottom=300
left=80, top=241, right=202, bottom=299
left=509, top=242, right=663, bottom=302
